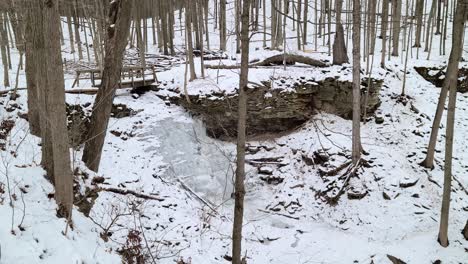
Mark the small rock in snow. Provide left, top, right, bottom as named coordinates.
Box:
left=463, top=220, right=468, bottom=240
left=383, top=191, right=391, bottom=200
left=399, top=176, right=419, bottom=188
left=387, top=254, right=407, bottom=264
left=259, top=166, right=274, bottom=175
left=347, top=187, right=367, bottom=200
left=375, top=115, right=385, bottom=124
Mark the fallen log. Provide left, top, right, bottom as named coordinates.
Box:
left=65, top=88, right=100, bottom=94
left=0, top=87, right=130, bottom=96
left=205, top=54, right=328, bottom=69
left=0, top=87, right=26, bottom=95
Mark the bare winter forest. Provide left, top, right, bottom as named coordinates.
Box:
left=0, top=0, right=467, bottom=263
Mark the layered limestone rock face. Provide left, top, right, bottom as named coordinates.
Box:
left=158, top=76, right=383, bottom=139
left=414, top=66, right=468, bottom=93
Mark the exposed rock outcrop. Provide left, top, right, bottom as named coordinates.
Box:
left=66, top=103, right=139, bottom=146
left=414, top=66, right=468, bottom=93
left=157, top=76, right=382, bottom=139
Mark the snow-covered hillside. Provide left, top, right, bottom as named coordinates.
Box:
left=1, top=0, right=467, bottom=263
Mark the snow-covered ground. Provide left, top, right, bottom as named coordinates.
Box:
left=1, top=1, right=467, bottom=263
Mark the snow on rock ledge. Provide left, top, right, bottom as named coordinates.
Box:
left=155, top=73, right=383, bottom=139
left=414, top=66, right=468, bottom=93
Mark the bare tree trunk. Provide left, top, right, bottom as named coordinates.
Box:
left=401, top=11, right=413, bottom=95
left=327, top=0, right=332, bottom=55
left=219, top=0, right=226, bottom=51
left=296, top=0, right=302, bottom=50
left=151, top=2, right=157, bottom=45
left=391, top=0, right=401, bottom=56
left=414, top=0, right=424, bottom=47
left=352, top=0, right=362, bottom=164
left=303, top=0, right=308, bottom=45
left=24, top=0, right=41, bottom=136
left=425, top=0, right=437, bottom=52
left=197, top=0, right=205, bottom=78
left=333, top=0, right=349, bottom=65
left=0, top=13, right=10, bottom=87
left=381, top=0, right=389, bottom=67
left=314, top=0, right=318, bottom=50
left=441, top=0, right=449, bottom=55
left=185, top=1, right=197, bottom=81
left=421, top=0, right=465, bottom=169
left=276, top=0, right=283, bottom=48
left=435, top=0, right=442, bottom=34
left=438, top=0, right=466, bottom=247
left=42, top=0, right=74, bottom=219
left=234, top=0, right=241, bottom=53
left=66, top=12, right=75, bottom=55
left=271, top=0, right=277, bottom=48
left=72, top=7, right=83, bottom=60
left=204, top=0, right=210, bottom=50
left=368, top=0, right=377, bottom=54
left=82, top=0, right=134, bottom=172
left=232, top=0, right=250, bottom=263
left=263, top=0, right=267, bottom=47
left=168, top=0, right=175, bottom=55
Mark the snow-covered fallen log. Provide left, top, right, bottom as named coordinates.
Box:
left=205, top=54, right=328, bottom=69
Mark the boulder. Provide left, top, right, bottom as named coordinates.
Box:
left=399, top=176, right=419, bottom=188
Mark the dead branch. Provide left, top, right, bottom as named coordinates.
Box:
left=99, top=187, right=165, bottom=202
left=258, top=209, right=300, bottom=220
left=328, top=159, right=361, bottom=204
left=0, top=87, right=26, bottom=95
left=174, top=176, right=219, bottom=215
left=319, top=161, right=353, bottom=176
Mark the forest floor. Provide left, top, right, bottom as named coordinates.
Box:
left=1, top=3, right=468, bottom=264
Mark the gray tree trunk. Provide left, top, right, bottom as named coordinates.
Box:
left=414, top=0, right=424, bottom=47
left=438, top=0, right=466, bottom=247
left=42, top=0, right=74, bottom=218
left=333, top=0, right=348, bottom=65
left=303, top=0, right=308, bottom=44
left=82, top=0, right=134, bottom=172
left=421, top=0, right=465, bottom=169
left=352, top=0, right=362, bottom=164
left=391, top=0, right=401, bottom=56
left=185, top=1, right=197, bottom=81
left=220, top=0, right=227, bottom=50
left=0, top=13, right=10, bottom=87
left=232, top=0, right=250, bottom=263
left=24, top=0, right=41, bottom=136
left=380, top=0, right=389, bottom=68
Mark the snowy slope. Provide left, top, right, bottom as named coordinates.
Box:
left=1, top=0, right=467, bottom=263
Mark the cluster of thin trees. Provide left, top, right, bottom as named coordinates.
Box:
left=0, top=0, right=466, bottom=263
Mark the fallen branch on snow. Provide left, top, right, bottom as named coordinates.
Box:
left=0, top=87, right=26, bottom=95
left=98, top=187, right=165, bottom=202
left=319, top=161, right=353, bottom=176
left=327, top=159, right=361, bottom=204
left=174, top=176, right=220, bottom=215
left=258, top=209, right=300, bottom=220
